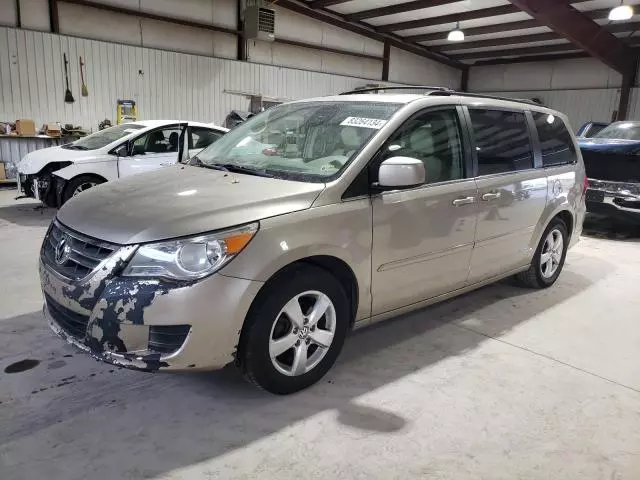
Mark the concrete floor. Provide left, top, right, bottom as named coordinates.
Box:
left=1, top=187, right=639, bottom=480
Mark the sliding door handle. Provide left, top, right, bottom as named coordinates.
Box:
left=481, top=192, right=501, bottom=201
left=452, top=196, right=475, bottom=206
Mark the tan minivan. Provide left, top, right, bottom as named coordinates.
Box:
left=40, top=88, right=587, bottom=394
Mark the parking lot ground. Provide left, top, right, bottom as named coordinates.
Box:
left=1, top=188, right=639, bottom=480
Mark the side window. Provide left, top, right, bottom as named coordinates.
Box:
left=133, top=127, right=182, bottom=155
left=190, top=127, right=224, bottom=149
left=469, top=109, right=533, bottom=175
left=376, top=108, right=465, bottom=184
left=532, top=112, right=577, bottom=166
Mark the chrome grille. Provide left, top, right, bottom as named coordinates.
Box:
left=42, top=221, right=119, bottom=281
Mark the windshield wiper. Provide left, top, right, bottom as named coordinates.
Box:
left=62, top=144, right=89, bottom=150
left=205, top=162, right=274, bottom=178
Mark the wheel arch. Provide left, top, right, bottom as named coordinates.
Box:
left=554, top=209, right=574, bottom=238
left=246, top=255, right=359, bottom=329
left=531, top=207, right=575, bottom=257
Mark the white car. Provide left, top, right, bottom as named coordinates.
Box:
left=17, top=120, right=228, bottom=207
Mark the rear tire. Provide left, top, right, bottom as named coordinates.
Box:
left=515, top=218, right=569, bottom=289
left=239, top=265, right=350, bottom=395
left=62, top=175, right=105, bottom=204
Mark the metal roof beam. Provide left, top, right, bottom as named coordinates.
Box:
left=405, top=7, right=612, bottom=43
left=451, top=43, right=582, bottom=60
left=436, top=22, right=640, bottom=53
left=345, top=0, right=460, bottom=21
left=308, top=0, right=351, bottom=8
left=378, top=5, right=519, bottom=32
left=506, top=0, right=636, bottom=73
left=276, top=0, right=464, bottom=69
left=451, top=37, right=640, bottom=61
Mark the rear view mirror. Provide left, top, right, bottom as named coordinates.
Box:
left=114, top=144, right=129, bottom=157
left=377, top=157, right=425, bottom=189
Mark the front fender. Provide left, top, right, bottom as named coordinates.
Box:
left=221, top=200, right=373, bottom=321
left=52, top=160, right=118, bottom=181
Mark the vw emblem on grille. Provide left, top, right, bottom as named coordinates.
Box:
left=55, top=234, right=71, bottom=265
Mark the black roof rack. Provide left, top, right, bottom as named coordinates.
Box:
left=339, top=85, right=455, bottom=95
left=444, top=92, right=543, bottom=106
left=339, top=86, right=544, bottom=106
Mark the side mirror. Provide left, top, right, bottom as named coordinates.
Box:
left=114, top=144, right=129, bottom=157
left=377, top=157, right=425, bottom=189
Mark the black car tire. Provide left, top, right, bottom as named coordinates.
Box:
left=515, top=217, right=569, bottom=289
left=239, top=264, right=350, bottom=395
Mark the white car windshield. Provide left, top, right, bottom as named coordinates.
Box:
left=63, top=124, right=145, bottom=150
left=195, top=101, right=402, bottom=182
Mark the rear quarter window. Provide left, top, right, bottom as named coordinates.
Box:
left=532, top=112, right=577, bottom=167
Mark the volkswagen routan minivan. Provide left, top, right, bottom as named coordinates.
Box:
left=40, top=88, right=587, bottom=394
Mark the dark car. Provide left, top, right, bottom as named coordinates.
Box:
left=577, top=121, right=609, bottom=138
left=578, top=121, right=640, bottom=222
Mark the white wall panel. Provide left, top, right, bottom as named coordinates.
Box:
left=58, top=2, right=142, bottom=46
left=19, top=0, right=50, bottom=31
left=626, top=88, right=640, bottom=120
left=0, top=27, right=393, bottom=133
left=141, top=0, right=236, bottom=28
left=273, top=6, right=384, bottom=57
left=0, top=1, right=17, bottom=27
left=474, top=89, right=619, bottom=132
left=388, top=47, right=461, bottom=88
left=141, top=18, right=236, bottom=58
left=470, top=58, right=622, bottom=92
left=247, top=41, right=383, bottom=79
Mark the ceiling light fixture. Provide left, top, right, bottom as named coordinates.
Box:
left=447, top=22, right=464, bottom=42
left=609, top=2, right=633, bottom=20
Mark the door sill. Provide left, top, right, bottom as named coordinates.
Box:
left=356, top=264, right=530, bottom=329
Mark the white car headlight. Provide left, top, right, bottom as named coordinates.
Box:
left=122, top=223, right=258, bottom=280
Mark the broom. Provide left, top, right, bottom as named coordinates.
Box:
left=79, top=56, right=88, bottom=97
left=63, top=53, right=75, bottom=103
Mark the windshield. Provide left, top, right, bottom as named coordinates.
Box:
left=195, top=101, right=402, bottom=182
left=593, top=122, right=640, bottom=141
left=64, top=124, right=145, bottom=150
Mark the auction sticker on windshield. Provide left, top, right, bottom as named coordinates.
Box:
left=340, top=117, right=388, bottom=129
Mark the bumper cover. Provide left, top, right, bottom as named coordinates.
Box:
left=586, top=178, right=640, bottom=219
left=41, top=256, right=264, bottom=372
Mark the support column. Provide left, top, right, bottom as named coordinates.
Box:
left=49, top=0, right=59, bottom=33
left=382, top=40, right=390, bottom=81
left=460, top=66, right=469, bottom=92
left=617, top=67, right=635, bottom=121
left=237, top=0, right=247, bottom=61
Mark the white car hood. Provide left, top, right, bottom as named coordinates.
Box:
left=18, top=146, right=106, bottom=175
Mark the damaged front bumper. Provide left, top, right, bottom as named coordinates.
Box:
left=40, top=222, right=264, bottom=372
left=586, top=178, right=640, bottom=221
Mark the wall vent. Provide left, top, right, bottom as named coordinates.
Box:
left=245, top=6, right=276, bottom=42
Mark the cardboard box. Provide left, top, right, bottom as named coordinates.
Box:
left=15, top=119, right=36, bottom=136
left=0, top=163, right=6, bottom=180
left=44, top=124, right=61, bottom=137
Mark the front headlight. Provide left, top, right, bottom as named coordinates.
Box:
left=122, top=223, right=258, bottom=280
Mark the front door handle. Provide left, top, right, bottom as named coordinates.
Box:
left=481, top=192, right=501, bottom=201
left=452, top=196, right=475, bottom=206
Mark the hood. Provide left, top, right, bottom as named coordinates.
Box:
left=57, top=165, right=325, bottom=244
left=578, top=138, right=640, bottom=183
left=18, top=146, right=105, bottom=175
left=577, top=138, right=640, bottom=153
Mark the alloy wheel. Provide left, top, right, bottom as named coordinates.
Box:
left=540, top=228, right=563, bottom=278
left=268, top=290, right=336, bottom=377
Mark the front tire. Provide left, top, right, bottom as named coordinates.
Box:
left=515, top=218, right=569, bottom=288
left=62, top=175, right=104, bottom=204
left=239, top=265, right=350, bottom=395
